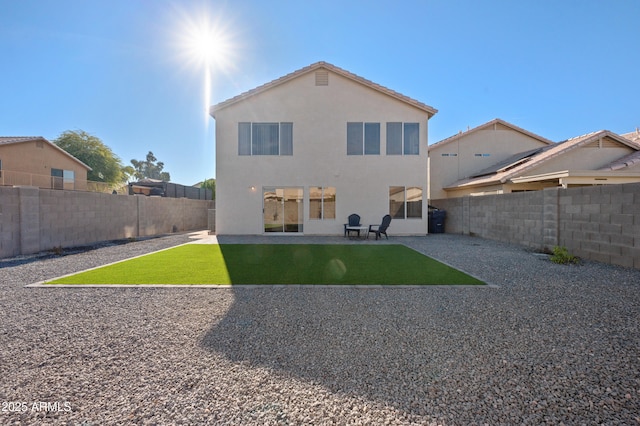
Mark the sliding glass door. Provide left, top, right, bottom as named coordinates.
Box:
left=263, top=187, right=303, bottom=233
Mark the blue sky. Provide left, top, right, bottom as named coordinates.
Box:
left=1, top=1, right=638, bottom=184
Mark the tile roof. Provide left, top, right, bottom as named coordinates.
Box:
left=445, top=130, right=639, bottom=189
left=429, top=118, right=554, bottom=149
left=0, top=136, right=46, bottom=145
left=209, top=61, right=438, bottom=117
left=621, top=129, right=640, bottom=143
left=600, top=150, right=640, bottom=171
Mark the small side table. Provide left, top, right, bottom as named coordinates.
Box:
left=345, top=225, right=368, bottom=239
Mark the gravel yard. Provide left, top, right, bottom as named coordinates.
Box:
left=1, top=232, right=639, bottom=425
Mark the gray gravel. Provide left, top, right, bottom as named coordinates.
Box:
left=1, top=232, right=639, bottom=425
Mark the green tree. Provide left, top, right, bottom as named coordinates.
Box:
left=54, top=130, right=125, bottom=184
left=200, top=178, right=215, bottom=199
left=130, top=151, right=171, bottom=181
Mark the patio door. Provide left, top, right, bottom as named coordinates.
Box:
left=263, top=187, right=303, bottom=233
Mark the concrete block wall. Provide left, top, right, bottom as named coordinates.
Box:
left=557, top=183, right=640, bottom=269
left=0, top=187, right=21, bottom=257
left=431, top=182, right=640, bottom=269
left=0, top=186, right=214, bottom=258
left=39, top=190, right=139, bottom=250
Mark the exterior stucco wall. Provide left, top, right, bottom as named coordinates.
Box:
left=0, top=141, right=89, bottom=189
left=215, top=69, right=431, bottom=235
left=429, top=127, right=550, bottom=199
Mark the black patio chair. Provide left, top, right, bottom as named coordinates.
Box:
left=343, top=213, right=362, bottom=237
left=368, top=214, right=392, bottom=240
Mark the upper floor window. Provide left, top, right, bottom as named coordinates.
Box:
left=347, top=122, right=380, bottom=155
left=387, top=122, right=420, bottom=155
left=238, top=122, right=293, bottom=156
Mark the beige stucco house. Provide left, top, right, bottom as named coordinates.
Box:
left=210, top=61, right=437, bottom=235
left=441, top=130, right=640, bottom=197
left=0, top=136, right=91, bottom=190
left=428, top=118, right=554, bottom=199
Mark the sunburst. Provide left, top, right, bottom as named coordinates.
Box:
left=172, top=6, right=238, bottom=122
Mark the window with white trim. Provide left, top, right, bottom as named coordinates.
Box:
left=389, top=186, right=423, bottom=219
left=238, top=122, right=293, bottom=155
left=347, top=122, right=380, bottom=155
left=386, top=122, right=420, bottom=155
left=309, top=186, right=336, bottom=219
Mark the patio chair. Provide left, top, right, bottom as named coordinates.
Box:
left=368, top=214, right=392, bottom=240
left=344, top=213, right=362, bottom=237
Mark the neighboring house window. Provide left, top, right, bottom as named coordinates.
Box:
left=64, top=170, right=75, bottom=189
left=475, top=153, right=491, bottom=157
left=386, top=122, right=420, bottom=155
left=51, top=168, right=75, bottom=190
left=441, top=153, right=458, bottom=157
left=238, top=122, right=293, bottom=155
left=389, top=186, right=423, bottom=219
left=309, top=186, right=336, bottom=220
left=347, top=122, right=380, bottom=155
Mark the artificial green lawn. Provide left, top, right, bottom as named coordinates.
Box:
left=46, top=244, right=485, bottom=285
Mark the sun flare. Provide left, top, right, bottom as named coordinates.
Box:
left=173, top=7, right=239, bottom=123
left=183, top=20, right=234, bottom=69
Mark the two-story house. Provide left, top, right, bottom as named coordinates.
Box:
left=434, top=129, right=640, bottom=197
left=428, top=118, right=554, bottom=199
left=210, top=61, right=437, bottom=235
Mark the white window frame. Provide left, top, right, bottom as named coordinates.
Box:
left=347, top=122, right=380, bottom=155
left=386, top=122, right=420, bottom=155
left=238, top=122, right=293, bottom=156
left=309, top=186, right=336, bottom=220
left=389, top=186, right=423, bottom=219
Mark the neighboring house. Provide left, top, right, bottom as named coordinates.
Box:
left=210, top=61, right=437, bottom=235
left=0, top=136, right=91, bottom=190
left=442, top=130, right=640, bottom=197
left=428, top=119, right=554, bottom=200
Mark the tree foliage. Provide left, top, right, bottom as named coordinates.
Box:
left=54, top=130, right=125, bottom=184
left=130, top=151, right=171, bottom=181
left=200, top=178, right=215, bottom=199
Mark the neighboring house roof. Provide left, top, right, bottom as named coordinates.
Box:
left=429, top=118, right=554, bottom=150
left=209, top=61, right=438, bottom=117
left=621, top=129, right=640, bottom=143
left=0, top=136, right=92, bottom=170
left=600, top=150, right=640, bottom=171
left=445, top=130, right=639, bottom=190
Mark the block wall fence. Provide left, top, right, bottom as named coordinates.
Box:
left=0, top=186, right=215, bottom=258
left=431, top=183, right=640, bottom=269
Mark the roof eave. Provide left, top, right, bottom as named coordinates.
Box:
left=430, top=118, right=553, bottom=150
left=0, top=136, right=92, bottom=171
left=210, top=61, right=437, bottom=117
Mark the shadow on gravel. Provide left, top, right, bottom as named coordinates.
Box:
left=201, top=288, right=450, bottom=416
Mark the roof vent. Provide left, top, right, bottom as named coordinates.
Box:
left=315, top=70, right=329, bottom=86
